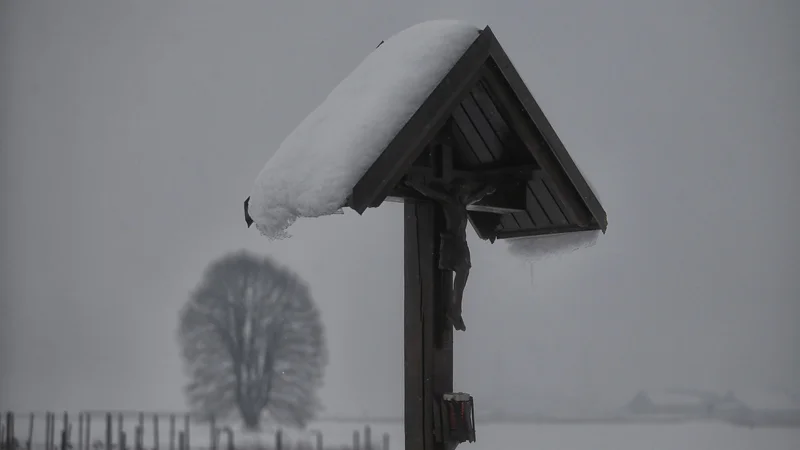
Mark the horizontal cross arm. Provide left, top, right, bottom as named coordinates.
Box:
left=406, top=164, right=539, bottom=181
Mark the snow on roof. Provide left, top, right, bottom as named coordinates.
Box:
left=248, top=20, right=481, bottom=239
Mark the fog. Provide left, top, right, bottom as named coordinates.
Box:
left=1, top=0, right=798, bottom=419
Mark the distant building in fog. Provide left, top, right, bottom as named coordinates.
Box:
left=625, top=391, right=713, bottom=417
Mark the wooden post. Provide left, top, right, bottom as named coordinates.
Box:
left=83, top=414, right=91, bottom=450
left=105, top=413, right=112, bottom=450
left=43, top=413, right=48, bottom=450
left=168, top=416, right=175, bottom=450
left=4, top=412, right=13, bottom=450
left=152, top=416, right=159, bottom=450
left=351, top=430, right=359, bottom=450
left=181, top=416, right=189, bottom=450
left=136, top=413, right=144, bottom=450
left=27, top=413, right=34, bottom=450
left=274, top=430, right=282, bottom=450
left=48, top=413, right=55, bottom=450
left=208, top=416, right=216, bottom=450
left=312, top=431, right=322, bottom=450
left=177, top=433, right=184, bottom=450
left=120, top=432, right=127, bottom=450
left=363, top=426, right=371, bottom=450
left=78, top=414, right=84, bottom=450
left=117, top=415, right=123, bottom=450
left=382, top=433, right=390, bottom=450
left=404, top=200, right=453, bottom=450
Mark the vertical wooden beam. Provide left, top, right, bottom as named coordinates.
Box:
left=104, top=414, right=112, bottom=450
left=404, top=200, right=454, bottom=450
left=168, top=415, right=176, bottom=450
left=182, top=415, right=190, bottom=450
left=83, top=414, right=90, bottom=450
left=78, top=413, right=83, bottom=450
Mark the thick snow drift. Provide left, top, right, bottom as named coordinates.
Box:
left=248, top=20, right=481, bottom=239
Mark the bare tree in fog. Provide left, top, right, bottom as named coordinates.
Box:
left=178, top=251, right=327, bottom=430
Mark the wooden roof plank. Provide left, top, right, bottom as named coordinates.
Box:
left=482, top=27, right=607, bottom=231
left=470, top=80, right=533, bottom=164
left=460, top=94, right=506, bottom=161
left=480, top=64, right=591, bottom=227
left=530, top=175, right=569, bottom=226
left=523, top=184, right=551, bottom=228
left=451, top=106, right=495, bottom=164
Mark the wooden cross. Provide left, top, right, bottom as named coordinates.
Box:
left=398, top=140, right=538, bottom=449
left=247, top=25, right=606, bottom=450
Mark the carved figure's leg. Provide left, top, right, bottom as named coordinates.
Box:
left=449, top=266, right=469, bottom=331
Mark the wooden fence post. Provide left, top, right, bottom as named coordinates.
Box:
left=274, top=430, right=282, bottom=450
left=382, top=433, right=390, bottom=450
left=208, top=416, right=216, bottom=450
left=311, top=430, right=322, bottom=450
left=364, top=426, right=371, bottom=450
left=4, top=412, right=13, bottom=450
left=352, top=430, right=360, bottom=450
left=105, top=413, right=113, bottom=450
left=83, top=414, right=90, bottom=450
left=48, top=412, right=55, bottom=450
left=152, top=415, right=159, bottom=450
left=26, top=413, right=34, bottom=450
left=177, top=432, right=185, bottom=450
left=117, top=415, right=123, bottom=450
left=182, top=416, right=189, bottom=450
left=78, top=414, right=84, bottom=450
left=168, top=416, right=175, bottom=450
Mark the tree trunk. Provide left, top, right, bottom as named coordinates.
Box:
left=239, top=406, right=261, bottom=431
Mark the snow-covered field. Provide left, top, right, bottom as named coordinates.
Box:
left=11, top=415, right=799, bottom=450
left=306, top=422, right=798, bottom=450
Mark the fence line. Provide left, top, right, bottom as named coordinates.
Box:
left=1, top=413, right=390, bottom=450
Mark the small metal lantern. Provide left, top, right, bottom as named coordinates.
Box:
left=440, top=393, right=476, bottom=444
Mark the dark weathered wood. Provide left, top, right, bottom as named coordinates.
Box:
left=406, top=164, right=538, bottom=180
left=529, top=176, right=568, bottom=226
left=480, top=65, right=590, bottom=227
left=483, top=26, right=607, bottom=231
left=78, top=414, right=83, bottom=450
left=152, top=415, right=159, bottom=450
left=168, top=415, right=176, bottom=450
left=405, top=200, right=453, bottom=450
left=404, top=202, right=425, bottom=450
left=451, top=106, right=495, bottom=163
left=84, top=414, right=90, bottom=450
left=496, top=224, right=595, bottom=239
left=182, top=416, right=190, bottom=450
left=350, top=30, right=492, bottom=213
left=104, top=414, right=112, bottom=450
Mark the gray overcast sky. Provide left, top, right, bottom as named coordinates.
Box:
left=1, top=0, right=798, bottom=416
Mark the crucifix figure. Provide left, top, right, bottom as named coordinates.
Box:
left=405, top=175, right=496, bottom=331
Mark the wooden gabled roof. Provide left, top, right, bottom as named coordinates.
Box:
left=348, top=26, right=607, bottom=239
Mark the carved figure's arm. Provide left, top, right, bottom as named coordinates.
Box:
left=406, top=178, right=456, bottom=204
left=466, top=184, right=497, bottom=205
